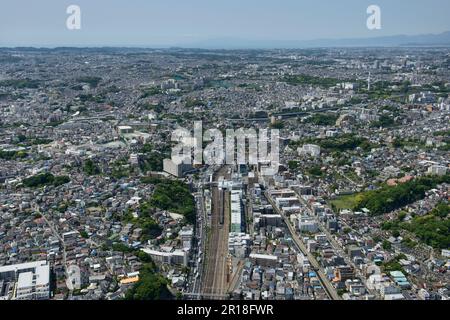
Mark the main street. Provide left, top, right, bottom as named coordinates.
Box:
left=35, top=205, right=69, bottom=286
left=188, top=192, right=207, bottom=296
left=293, top=192, right=376, bottom=297
left=265, top=191, right=341, bottom=300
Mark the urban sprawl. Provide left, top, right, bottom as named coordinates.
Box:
left=0, top=47, right=449, bottom=301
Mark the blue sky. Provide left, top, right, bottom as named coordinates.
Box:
left=1, top=0, right=450, bottom=47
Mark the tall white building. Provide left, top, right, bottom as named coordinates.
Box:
left=298, top=216, right=319, bottom=233
left=141, top=248, right=188, bottom=267
left=0, top=261, right=50, bottom=300
left=299, top=144, right=321, bottom=157
left=231, top=190, right=243, bottom=233
left=428, top=165, right=447, bottom=176
left=163, top=159, right=193, bottom=178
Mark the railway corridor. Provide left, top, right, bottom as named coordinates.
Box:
left=201, top=166, right=231, bottom=298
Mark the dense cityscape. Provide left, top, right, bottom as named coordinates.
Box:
left=0, top=47, right=449, bottom=301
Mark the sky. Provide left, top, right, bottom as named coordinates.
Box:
left=1, top=0, right=450, bottom=47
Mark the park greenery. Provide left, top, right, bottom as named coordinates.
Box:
left=354, top=175, right=450, bottom=216
left=140, top=177, right=195, bottom=224
left=304, top=113, right=339, bottom=126
left=380, top=105, right=404, bottom=117
left=78, top=93, right=105, bottom=103
left=83, top=159, right=101, bottom=176
left=392, top=138, right=426, bottom=149
left=76, top=76, right=102, bottom=88
left=122, top=200, right=163, bottom=243
left=433, top=129, right=450, bottom=137
left=331, top=174, right=449, bottom=216
left=382, top=240, right=392, bottom=250
left=0, top=78, right=40, bottom=89
left=125, top=263, right=172, bottom=300
left=380, top=254, right=407, bottom=274
left=79, top=231, right=89, bottom=239
left=307, top=165, right=324, bottom=178
left=319, top=134, right=374, bottom=153
left=370, top=114, right=396, bottom=128
left=283, top=74, right=342, bottom=88
left=142, top=103, right=164, bottom=113
left=110, top=157, right=134, bottom=179
left=330, top=194, right=364, bottom=212
left=140, top=86, right=162, bottom=98
left=291, top=133, right=374, bottom=154
left=14, top=135, right=52, bottom=147
left=139, top=143, right=170, bottom=173
left=22, top=138, right=52, bottom=146
left=150, top=179, right=195, bottom=224
left=22, top=173, right=70, bottom=188
left=288, top=160, right=300, bottom=171
left=380, top=201, right=449, bottom=250
left=185, top=98, right=206, bottom=108
left=98, top=247, right=173, bottom=300
left=0, top=149, right=28, bottom=160
left=401, top=202, right=450, bottom=249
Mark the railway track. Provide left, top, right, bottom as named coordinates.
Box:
left=201, top=166, right=231, bottom=299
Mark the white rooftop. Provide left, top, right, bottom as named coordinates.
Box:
left=17, top=272, right=33, bottom=289
left=0, top=260, right=49, bottom=274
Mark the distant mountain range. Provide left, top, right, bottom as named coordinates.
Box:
left=3, top=31, right=450, bottom=50
left=185, top=31, right=450, bottom=49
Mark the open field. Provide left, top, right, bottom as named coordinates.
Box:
left=329, top=194, right=362, bottom=212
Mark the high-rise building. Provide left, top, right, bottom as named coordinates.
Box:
left=0, top=261, right=50, bottom=300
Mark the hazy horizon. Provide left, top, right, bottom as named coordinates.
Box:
left=1, top=0, right=450, bottom=48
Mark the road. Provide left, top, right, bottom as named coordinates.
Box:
left=293, top=192, right=376, bottom=297
left=265, top=191, right=341, bottom=300
left=35, top=206, right=69, bottom=285
left=189, top=192, right=207, bottom=296
left=317, top=223, right=378, bottom=297
left=201, top=166, right=231, bottom=299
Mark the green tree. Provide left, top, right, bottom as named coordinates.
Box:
left=125, top=265, right=172, bottom=300
left=83, top=159, right=101, bottom=176
left=382, top=240, right=392, bottom=250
